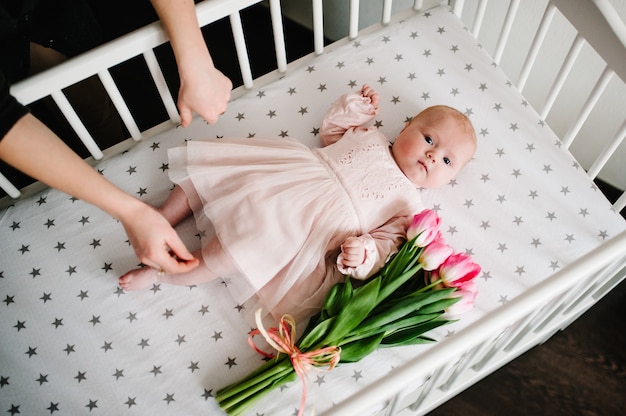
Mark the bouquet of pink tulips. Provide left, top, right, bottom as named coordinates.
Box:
left=216, top=209, right=480, bottom=416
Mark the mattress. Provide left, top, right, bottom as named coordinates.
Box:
left=1, top=5, right=624, bottom=415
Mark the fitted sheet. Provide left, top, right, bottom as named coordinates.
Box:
left=1, top=5, right=625, bottom=415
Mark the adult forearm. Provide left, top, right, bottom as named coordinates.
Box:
left=0, top=114, right=142, bottom=219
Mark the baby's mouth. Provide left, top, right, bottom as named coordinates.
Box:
left=418, top=160, right=428, bottom=173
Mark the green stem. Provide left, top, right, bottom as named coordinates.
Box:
left=216, top=358, right=291, bottom=403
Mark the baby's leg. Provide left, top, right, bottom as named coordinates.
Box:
left=119, top=238, right=237, bottom=291
left=158, top=185, right=193, bottom=227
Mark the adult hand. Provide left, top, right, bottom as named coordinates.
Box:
left=120, top=204, right=200, bottom=273
left=178, top=64, right=232, bottom=127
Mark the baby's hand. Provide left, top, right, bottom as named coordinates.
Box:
left=361, top=84, right=380, bottom=109
left=340, top=237, right=367, bottom=268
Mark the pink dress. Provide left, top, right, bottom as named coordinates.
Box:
left=168, top=92, right=423, bottom=322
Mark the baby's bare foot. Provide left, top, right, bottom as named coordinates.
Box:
left=119, top=267, right=159, bottom=291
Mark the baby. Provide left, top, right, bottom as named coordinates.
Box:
left=119, top=84, right=476, bottom=321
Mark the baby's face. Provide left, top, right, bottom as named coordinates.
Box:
left=391, top=110, right=475, bottom=188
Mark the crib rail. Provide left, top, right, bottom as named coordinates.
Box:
left=455, top=0, right=626, bottom=213
left=2, top=0, right=288, bottom=206
left=323, top=229, right=626, bottom=416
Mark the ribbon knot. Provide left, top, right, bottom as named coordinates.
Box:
left=249, top=309, right=341, bottom=415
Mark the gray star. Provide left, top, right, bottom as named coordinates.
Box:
left=515, top=266, right=526, bottom=276
left=64, top=344, right=76, bottom=355
left=102, top=341, right=113, bottom=352
left=480, top=174, right=490, bottom=183
left=526, top=143, right=536, bottom=152
left=464, top=63, right=473, bottom=71
left=90, top=239, right=101, bottom=249
left=66, top=265, right=77, bottom=275
left=279, top=130, right=289, bottom=138
left=493, top=103, right=503, bottom=111
left=188, top=361, right=200, bottom=372
left=164, top=393, right=175, bottom=404
left=29, top=268, right=41, bottom=278
left=86, top=399, right=98, bottom=411
left=41, top=292, right=52, bottom=302
left=480, top=221, right=490, bottom=230
left=347, top=80, right=357, bottom=88
left=75, top=371, right=87, bottom=383
left=394, top=54, right=403, bottom=61
left=138, top=338, right=150, bottom=349
left=496, top=194, right=507, bottom=204
left=235, top=113, right=245, bottom=121
left=150, top=283, right=162, bottom=293
left=124, top=397, right=137, bottom=408
left=410, top=31, right=419, bottom=39
left=163, top=309, right=174, bottom=319
left=497, top=243, right=508, bottom=253
left=499, top=295, right=509, bottom=304
left=113, top=369, right=124, bottom=380
left=546, top=211, right=557, bottom=221
left=19, top=244, right=29, bottom=254
left=89, top=315, right=101, bottom=326
left=511, top=169, right=521, bottom=178
left=314, top=375, right=326, bottom=386
left=437, top=26, right=446, bottom=34
left=549, top=261, right=560, bottom=271
left=137, top=187, right=148, bottom=197
left=352, top=370, right=363, bottom=381
left=150, top=142, right=160, bottom=150
left=377, top=76, right=387, bottom=85
left=464, top=199, right=474, bottom=208
left=126, top=166, right=137, bottom=175
left=365, top=57, right=374, bottom=65
left=102, top=262, right=113, bottom=272
left=421, top=92, right=430, bottom=100
left=298, top=107, right=308, bottom=115
left=10, top=221, right=20, bottom=230
left=47, top=402, right=59, bottom=413
left=336, top=61, right=345, bottom=69
left=25, top=346, right=37, bottom=358
left=79, top=216, right=90, bottom=226
left=450, top=88, right=460, bottom=96
left=479, top=128, right=489, bottom=137
left=447, top=226, right=458, bottom=235
left=212, top=331, right=223, bottom=341
left=436, top=68, right=446, bottom=76
left=225, top=357, right=237, bottom=368
left=199, top=305, right=210, bottom=315
left=266, top=110, right=277, bottom=118
left=175, top=335, right=186, bottom=346
left=52, top=318, right=63, bottom=328
left=306, top=65, right=316, bottom=72
left=55, top=241, right=66, bottom=251
left=382, top=36, right=391, bottom=43
left=560, top=186, right=570, bottom=195
left=44, top=219, right=55, bottom=228
left=391, top=96, right=400, bottom=104
left=408, top=73, right=416, bottom=81
left=202, top=389, right=213, bottom=400
left=127, top=312, right=138, bottom=322
left=531, top=238, right=542, bottom=248
left=542, top=164, right=553, bottom=174
left=450, top=44, right=459, bottom=53
left=14, top=321, right=26, bottom=331
left=150, top=365, right=162, bottom=377
left=37, top=374, right=48, bottom=385
left=256, top=90, right=266, bottom=98
left=318, top=84, right=327, bottom=92
left=422, top=49, right=432, bottom=57
left=598, top=230, right=609, bottom=240
left=479, top=83, right=488, bottom=92
left=528, top=190, right=539, bottom=199
left=287, top=87, right=296, bottom=95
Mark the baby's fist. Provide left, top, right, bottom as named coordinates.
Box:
left=340, top=237, right=366, bottom=268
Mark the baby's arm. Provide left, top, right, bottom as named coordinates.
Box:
left=337, top=216, right=410, bottom=279
left=320, top=84, right=380, bottom=146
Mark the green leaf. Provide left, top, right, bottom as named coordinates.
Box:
left=357, top=288, right=456, bottom=334
left=321, top=276, right=381, bottom=345
left=381, top=318, right=451, bottom=346
left=415, top=297, right=460, bottom=314
left=339, top=333, right=385, bottom=363
left=297, top=316, right=336, bottom=350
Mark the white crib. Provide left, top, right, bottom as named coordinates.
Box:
left=2, top=1, right=626, bottom=415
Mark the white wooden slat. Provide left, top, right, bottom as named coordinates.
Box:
left=0, top=172, right=21, bottom=199
left=613, top=191, right=626, bottom=213
left=98, top=70, right=142, bottom=141
left=517, top=3, right=556, bottom=91
left=471, top=0, right=488, bottom=38
left=413, top=0, right=424, bottom=11
left=452, top=0, right=465, bottom=17
left=50, top=90, right=104, bottom=160
left=540, top=34, right=585, bottom=120
left=587, top=118, right=626, bottom=179
left=382, top=0, right=393, bottom=25
left=312, top=0, right=324, bottom=55
left=349, top=0, right=360, bottom=40
left=143, top=49, right=181, bottom=124
left=493, top=0, right=520, bottom=65
left=269, top=0, right=288, bottom=73
left=230, top=11, right=254, bottom=89
left=562, top=66, right=613, bottom=148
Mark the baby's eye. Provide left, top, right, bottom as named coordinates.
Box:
left=424, top=136, right=433, bottom=145
left=443, top=157, right=451, bottom=166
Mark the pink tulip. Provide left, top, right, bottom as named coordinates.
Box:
left=438, top=253, right=481, bottom=289
left=418, top=239, right=454, bottom=271
left=406, top=209, right=441, bottom=247
left=444, top=281, right=478, bottom=318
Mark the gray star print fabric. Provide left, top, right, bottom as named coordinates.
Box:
left=1, top=5, right=624, bottom=415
